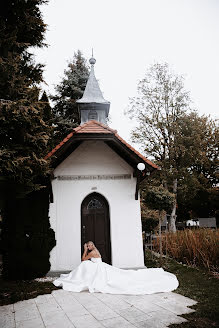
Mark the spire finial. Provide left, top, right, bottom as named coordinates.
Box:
left=89, top=48, right=96, bottom=65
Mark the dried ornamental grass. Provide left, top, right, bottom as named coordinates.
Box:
left=153, top=229, right=219, bottom=271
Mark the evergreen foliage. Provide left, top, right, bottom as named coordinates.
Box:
left=2, top=189, right=56, bottom=280
left=0, top=0, right=56, bottom=280
left=40, top=91, right=53, bottom=122
left=0, top=0, right=52, bottom=192
left=0, top=0, right=47, bottom=99
left=38, top=91, right=54, bottom=149
left=51, top=50, right=89, bottom=143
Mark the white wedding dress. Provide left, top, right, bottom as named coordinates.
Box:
left=53, top=257, right=179, bottom=295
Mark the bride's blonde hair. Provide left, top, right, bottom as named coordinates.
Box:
left=87, top=241, right=101, bottom=257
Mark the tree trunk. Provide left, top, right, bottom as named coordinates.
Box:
left=169, top=178, right=177, bottom=232
left=159, top=217, right=162, bottom=266
left=159, top=210, right=166, bottom=266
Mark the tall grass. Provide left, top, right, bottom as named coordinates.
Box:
left=153, top=229, right=219, bottom=272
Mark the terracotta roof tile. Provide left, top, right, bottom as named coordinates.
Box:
left=115, top=133, right=158, bottom=169
left=76, top=120, right=116, bottom=134
left=45, top=120, right=158, bottom=169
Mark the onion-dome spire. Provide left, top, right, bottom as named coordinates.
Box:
left=89, top=55, right=96, bottom=66
left=77, top=54, right=110, bottom=125
left=77, top=56, right=109, bottom=105
left=89, top=48, right=96, bottom=65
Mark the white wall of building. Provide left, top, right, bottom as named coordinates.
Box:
left=49, top=140, right=144, bottom=271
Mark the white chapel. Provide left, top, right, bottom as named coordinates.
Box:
left=46, top=57, right=158, bottom=273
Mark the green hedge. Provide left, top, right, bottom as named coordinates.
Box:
left=1, top=188, right=56, bottom=280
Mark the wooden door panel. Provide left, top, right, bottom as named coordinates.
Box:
left=83, top=214, right=95, bottom=243
left=95, top=213, right=105, bottom=243
left=81, top=193, right=111, bottom=264
left=95, top=212, right=107, bottom=262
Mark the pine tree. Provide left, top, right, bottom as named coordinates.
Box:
left=51, top=50, right=89, bottom=143
left=0, top=0, right=52, bottom=193
left=0, top=0, right=56, bottom=280
left=40, top=91, right=53, bottom=122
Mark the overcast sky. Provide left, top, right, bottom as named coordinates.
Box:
left=33, top=0, right=219, bottom=145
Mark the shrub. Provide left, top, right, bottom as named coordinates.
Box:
left=2, top=188, right=56, bottom=280
left=142, top=218, right=158, bottom=233
left=143, top=186, right=175, bottom=213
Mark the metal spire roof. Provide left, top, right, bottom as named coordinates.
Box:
left=77, top=57, right=110, bottom=105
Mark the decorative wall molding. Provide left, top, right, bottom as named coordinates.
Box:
left=56, top=174, right=131, bottom=181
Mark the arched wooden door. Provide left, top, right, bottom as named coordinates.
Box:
left=81, top=193, right=111, bottom=264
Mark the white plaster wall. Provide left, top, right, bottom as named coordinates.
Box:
left=49, top=141, right=144, bottom=271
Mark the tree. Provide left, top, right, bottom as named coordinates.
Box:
left=0, top=0, right=52, bottom=193
left=0, top=0, right=47, bottom=100
left=175, top=113, right=219, bottom=220
left=51, top=50, right=89, bottom=143
left=39, top=90, right=54, bottom=149
left=0, top=0, right=56, bottom=280
left=141, top=203, right=159, bottom=233
left=127, top=63, right=218, bottom=231
left=127, top=63, right=190, bottom=231
left=40, top=91, right=53, bottom=122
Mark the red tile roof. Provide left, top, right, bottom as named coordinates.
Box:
left=74, top=120, right=116, bottom=134
left=45, top=120, right=158, bottom=169
left=114, top=132, right=158, bottom=169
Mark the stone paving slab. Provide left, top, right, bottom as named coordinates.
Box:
left=0, top=290, right=197, bottom=328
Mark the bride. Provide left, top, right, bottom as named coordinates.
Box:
left=53, top=241, right=179, bottom=295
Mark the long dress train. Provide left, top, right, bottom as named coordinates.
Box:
left=53, top=257, right=179, bottom=295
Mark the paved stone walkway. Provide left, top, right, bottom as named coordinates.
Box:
left=0, top=290, right=197, bottom=328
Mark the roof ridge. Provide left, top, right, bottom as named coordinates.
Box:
left=44, top=121, right=116, bottom=160
left=89, top=120, right=117, bottom=133
left=74, top=120, right=117, bottom=134
left=73, top=121, right=91, bottom=132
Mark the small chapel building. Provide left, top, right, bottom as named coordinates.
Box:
left=46, top=57, right=158, bottom=273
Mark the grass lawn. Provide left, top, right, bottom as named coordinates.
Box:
left=0, top=253, right=218, bottom=328
left=145, top=249, right=219, bottom=328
